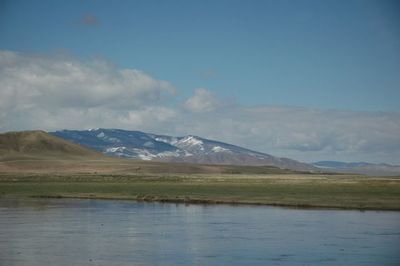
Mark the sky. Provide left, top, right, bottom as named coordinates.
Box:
left=0, top=0, right=399, bottom=164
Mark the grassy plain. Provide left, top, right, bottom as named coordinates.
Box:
left=1, top=130, right=399, bottom=210
left=1, top=173, right=399, bottom=210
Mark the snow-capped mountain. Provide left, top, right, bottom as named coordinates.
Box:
left=50, top=128, right=316, bottom=171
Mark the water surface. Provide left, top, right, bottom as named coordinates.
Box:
left=0, top=198, right=399, bottom=265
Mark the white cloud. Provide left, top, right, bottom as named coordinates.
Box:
left=0, top=51, right=175, bottom=110
left=183, top=88, right=220, bottom=112
left=1, top=50, right=400, bottom=164
left=0, top=50, right=176, bottom=131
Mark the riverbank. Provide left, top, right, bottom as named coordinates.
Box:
left=1, top=173, right=399, bottom=210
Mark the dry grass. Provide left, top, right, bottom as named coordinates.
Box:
left=0, top=156, right=301, bottom=175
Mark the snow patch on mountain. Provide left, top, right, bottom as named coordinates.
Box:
left=105, top=147, right=126, bottom=153
left=212, top=146, right=230, bottom=153
left=134, top=149, right=157, bottom=160
left=179, top=136, right=203, bottom=146
left=172, top=136, right=205, bottom=153
left=105, top=146, right=127, bottom=157
left=156, top=150, right=182, bottom=158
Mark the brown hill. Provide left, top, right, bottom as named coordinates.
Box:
left=0, top=130, right=102, bottom=160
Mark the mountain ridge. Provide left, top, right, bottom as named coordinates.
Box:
left=51, top=128, right=317, bottom=171
left=312, top=161, right=400, bottom=176
left=0, top=130, right=300, bottom=175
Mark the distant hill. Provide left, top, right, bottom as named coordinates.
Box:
left=0, top=130, right=102, bottom=161
left=51, top=128, right=317, bottom=172
left=0, top=130, right=301, bottom=175
left=313, top=161, right=371, bottom=169
left=313, top=161, right=400, bottom=176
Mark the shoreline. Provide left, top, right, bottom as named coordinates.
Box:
left=18, top=194, right=399, bottom=211
left=1, top=173, right=399, bottom=211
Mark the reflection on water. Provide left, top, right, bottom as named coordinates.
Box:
left=0, top=198, right=399, bottom=266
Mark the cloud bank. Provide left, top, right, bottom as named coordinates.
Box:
left=1, top=50, right=399, bottom=164
left=0, top=50, right=176, bottom=130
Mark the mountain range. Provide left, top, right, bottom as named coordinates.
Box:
left=0, top=130, right=297, bottom=175
left=51, top=128, right=316, bottom=172
left=312, top=161, right=400, bottom=176
left=1, top=129, right=398, bottom=176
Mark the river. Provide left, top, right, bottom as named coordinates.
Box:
left=0, top=198, right=399, bottom=265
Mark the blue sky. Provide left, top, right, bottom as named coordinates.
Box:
left=1, top=0, right=399, bottom=111
left=1, top=0, right=400, bottom=163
